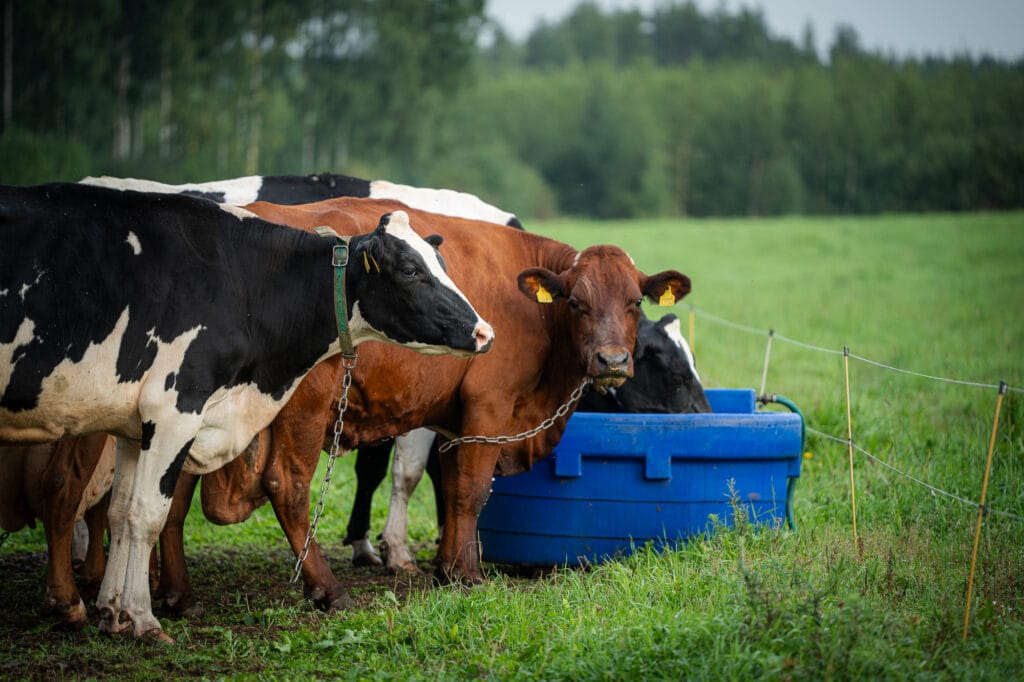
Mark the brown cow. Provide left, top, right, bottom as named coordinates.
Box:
left=153, top=197, right=690, bottom=613
left=0, top=434, right=115, bottom=625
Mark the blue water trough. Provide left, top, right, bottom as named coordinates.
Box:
left=477, top=389, right=804, bottom=567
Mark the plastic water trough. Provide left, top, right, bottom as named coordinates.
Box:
left=477, top=388, right=804, bottom=567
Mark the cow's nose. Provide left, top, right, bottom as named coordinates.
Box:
left=596, top=350, right=630, bottom=374
left=473, top=321, right=495, bottom=353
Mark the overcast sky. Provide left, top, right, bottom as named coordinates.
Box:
left=486, top=0, right=1024, bottom=61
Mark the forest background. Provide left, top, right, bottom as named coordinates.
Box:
left=1, top=0, right=1021, bottom=220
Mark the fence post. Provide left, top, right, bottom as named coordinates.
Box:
left=843, top=346, right=859, bottom=546
left=962, top=380, right=1007, bottom=642
left=759, top=329, right=775, bottom=399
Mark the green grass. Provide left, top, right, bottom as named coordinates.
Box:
left=1, top=211, right=1022, bottom=680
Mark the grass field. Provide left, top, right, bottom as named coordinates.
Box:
left=1, top=212, right=1022, bottom=679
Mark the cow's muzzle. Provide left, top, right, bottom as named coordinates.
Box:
left=591, top=348, right=632, bottom=389
left=473, top=321, right=495, bottom=354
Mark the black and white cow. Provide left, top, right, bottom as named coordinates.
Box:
left=349, top=311, right=712, bottom=574
left=0, top=182, right=493, bottom=640
left=81, top=173, right=524, bottom=229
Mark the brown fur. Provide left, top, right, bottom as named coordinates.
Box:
left=0, top=434, right=114, bottom=626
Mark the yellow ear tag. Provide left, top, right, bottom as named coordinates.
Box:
left=362, top=252, right=371, bottom=273
left=658, top=287, right=676, bottom=307
left=370, top=254, right=381, bottom=272
left=536, top=285, right=553, bottom=303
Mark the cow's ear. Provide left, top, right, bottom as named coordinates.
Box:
left=641, top=271, right=691, bottom=307
left=654, top=312, right=679, bottom=329
left=518, top=267, right=564, bottom=304
left=424, top=234, right=444, bottom=249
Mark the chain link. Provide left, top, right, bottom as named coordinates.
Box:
left=438, top=377, right=593, bottom=454
left=291, top=355, right=356, bottom=583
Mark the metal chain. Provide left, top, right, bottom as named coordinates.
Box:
left=438, top=377, right=593, bottom=454
left=291, top=355, right=356, bottom=584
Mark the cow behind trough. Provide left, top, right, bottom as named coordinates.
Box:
left=0, top=183, right=493, bottom=640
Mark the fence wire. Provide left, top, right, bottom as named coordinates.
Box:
left=690, top=305, right=1022, bottom=524
left=691, top=305, right=1022, bottom=393
left=806, top=427, right=1024, bottom=523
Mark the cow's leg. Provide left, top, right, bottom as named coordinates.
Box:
left=259, top=384, right=354, bottom=611
left=344, top=441, right=391, bottom=568
left=78, top=491, right=110, bottom=600
left=380, top=429, right=435, bottom=574
left=40, top=434, right=108, bottom=628
left=435, top=441, right=499, bottom=585
left=96, top=427, right=197, bottom=642
left=155, top=472, right=202, bottom=618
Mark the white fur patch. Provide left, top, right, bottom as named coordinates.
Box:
left=80, top=175, right=265, bottom=206
left=217, top=204, right=259, bottom=220
left=126, top=232, right=142, bottom=255
left=18, top=270, right=45, bottom=301
left=662, top=317, right=700, bottom=382
left=0, top=318, right=36, bottom=396
left=383, top=211, right=478, bottom=313
left=369, top=180, right=516, bottom=226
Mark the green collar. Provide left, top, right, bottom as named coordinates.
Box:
left=315, top=226, right=357, bottom=361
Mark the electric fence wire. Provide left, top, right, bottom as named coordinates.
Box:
left=806, top=427, right=1024, bottom=523
left=690, top=305, right=1023, bottom=523
left=691, top=306, right=1022, bottom=393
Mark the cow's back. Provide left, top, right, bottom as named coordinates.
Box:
left=1, top=183, right=333, bottom=442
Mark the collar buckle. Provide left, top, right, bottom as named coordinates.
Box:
left=332, top=243, right=349, bottom=268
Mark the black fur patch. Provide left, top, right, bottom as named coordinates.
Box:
left=159, top=437, right=194, bottom=498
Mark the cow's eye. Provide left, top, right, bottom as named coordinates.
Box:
left=568, top=298, right=580, bottom=310
left=634, top=298, right=643, bottom=308
left=402, top=265, right=418, bottom=278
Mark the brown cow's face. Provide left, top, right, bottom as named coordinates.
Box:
left=518, top=246, right=691, bottom=389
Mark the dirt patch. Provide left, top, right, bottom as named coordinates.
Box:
left=0, top=542, right=439, bottom=679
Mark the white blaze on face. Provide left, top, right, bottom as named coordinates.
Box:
left=662, top=317, right=700, bottom=382
left=383, top=211, right=475, bottom=310
left=80, top=175, right=265, bottom=206
left=369, top=180, right=517, bottom=226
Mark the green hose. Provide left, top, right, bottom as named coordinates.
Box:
left=757, top=393, right=804, bottom=532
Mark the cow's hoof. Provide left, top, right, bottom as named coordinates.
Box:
left=47, top=599, right=88, bottom=630
left=139, top=627, right=175, bottom=645
left=352, top=552, right=383, bottom=568
left=98, top=608, right=131, bottom=635
left=158, top=591, right=203, bottom=620
left=434, top=565, right=484, bottom=587
left=387, top=560, right=422, bottom=576
left=158, top=601, right=204, bottom=620
left=329, top=593, right=357, bottom=611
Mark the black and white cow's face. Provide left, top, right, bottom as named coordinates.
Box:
left=614, top=314, right=711, bottom=414
left=348, top=211, right=493, bottom=356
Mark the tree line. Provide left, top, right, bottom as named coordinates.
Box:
left=1, top=0, right=1021, bottom=219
